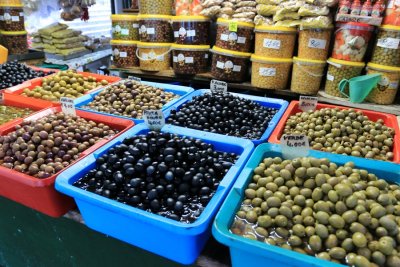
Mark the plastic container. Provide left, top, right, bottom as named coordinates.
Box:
left=298, top=27, right=332, bottom=61
left=366, top=62, right=400, bottom=105
left=165, top=89, right=289, bottom=145
left=111, top=14, right=139, bottom=41
left=0, top=4, right=24, bottom=31
left=0, top=106, right=134, bottom=217
left=371, top=25, right=400, bottom=67
left=0, top=30, right=27, bottom=55
left=138, top=0, right=173, bottom=15
left=171, top=44, right=209, bottom=75
left=55, top=123, right=254, bottom=264
left=290, top=57, right=326, bottom=95
left=75, top=80, right=194, bottom=124
left=269, top=101, right=400, bottom=163
left=137, top=42, right=171, bottom=72
left=210, top=46, right=251, bottom=83
left=171, top=16, right=210, bottom=45
left=250, top=55, right=292, bottom=90
left=212, top=143, right=400, bottom=267
left=175, top=0, right=203, bottom=15
left=0, top=44, right=8, bottom=64
left=324, top=58, right=365, bottom=97
left=254, top=25, right=297, bottom=58
left=215, top=18, right=255, bottom=53
left=138, top=15, right=172, bottom=43
left=332, top=22, right=374, bottom=62
left=111, top=40, right=139, bottom=68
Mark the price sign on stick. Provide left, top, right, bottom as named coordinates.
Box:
left=128, top=76, right=142, bottom=82
left=299, top=96, right=318, bottom=112
left=60, top=97, right=76, bottom=116
left=281, top=134, right=310, bottom=159
left=210, top=80, right=228, bottom=94
left=143, top=110, right=165, bottom=131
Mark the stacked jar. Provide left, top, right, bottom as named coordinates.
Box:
left=0, top=2, right=27, bottom=55
left=171, top=16, right=210, bottom=76
left=251, top=25, right=296, bottom=90
left=210, top=19, right=254, bottom=83
left=110, top=14, right=140, bottom=68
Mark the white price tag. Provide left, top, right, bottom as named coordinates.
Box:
left=233, top=65, right=242, bottom=72
left=299, top=96, right=318, bottom=112
left=121, top=29, right=129, bottom=36
left=237, top=37, right=246, bottom=44
left=390, top=81, right=399, bottom=89
left=60, top=97, right=76, bottom=116
left=19, top=12, right=24, bottom=17
left=210, top=80, right=228, bottom=94
left=119, top=51, right=127, bottom=58
left=327, top=74, right=334, bottom=81
left=173, top=56, right=178, bottom=62
left=205, top=53, right=209, bottom=59
left=11, top=16, right=19, bottom=22
left=281, top=134, right=310, bottom=159
left=377, top=38, right=400, bottom=49
left=156, top=55, right=164, bottom=61
left=216, top=61, right=225, bottom=69
left=220, top=34, right=229, bottom=41
left=147, top=28, right=155, bottom=34
left=263, top=38, right=281, bottom=49
left=308, top=38, right=327, bottom=49
left=187, top=30, right=196, bottom=37
left=128, top=76, right=142, bottom=82
left=174, top=31, right=179, bottom=38
left=110, top=70, right=120, bottom=77
left=259, top=67, right=276, bottom=77
left=185, top=57, right=194, bottom=64
left=132, top=23, right=139, bottom=28
left=143, top=110, right=165, bottom=131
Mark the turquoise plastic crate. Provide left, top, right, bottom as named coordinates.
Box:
left=212, top=143, right=400, bottom=267
left=74, top=81, right=194, bottom=124
left=164, top=89, right=289, bottom=145
left=55, top=124, right=254, bottom=265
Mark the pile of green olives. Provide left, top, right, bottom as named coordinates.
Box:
left=283, top=108, right=396, bottom=161
left=0, top=105, right=34, bottom=125
left=231, top=156, right=400, bottom=267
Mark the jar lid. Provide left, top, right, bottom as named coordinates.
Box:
left=216, top=18, right=254, bottom=28
left=251, top=54, right=292, bottom=63
left=138, top=14, right=172, bottom=20
left=171, top=44, right=210, bottom=50
left=211, top=46, right=251, bottom=58
left=367, top=62, right=400, bottom=72
left=0, top=30, right=27, bottom=35
left=137, top=42, right=172, bottom=48
left=293, top=57, right=325, bottom=64
left=0, top=4, right=23, bottom=7
left=172, top=15, right=210, bottom=22
left=110, top=40, right=139, bottom=45
left=327, top=58, right=365, bottom=67
left=111, top=14, right=138, bottom=21
left=381, top=24, right=400, bottom=31
left=255, top=25, right=297, bottom=33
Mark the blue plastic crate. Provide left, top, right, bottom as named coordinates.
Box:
left=55, top=124, right=254, bottom=265
left=212, top=143, right=400, bottom=267
left=164, top=89, right=289, bottom=145
left=74, top=81, right=194, bottom=124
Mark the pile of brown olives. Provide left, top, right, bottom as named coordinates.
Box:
left=0, top=105, right=34, bottom=125
left=283, top=108, right=396, bottom=161
left=231, top=156, right=400, bottom=267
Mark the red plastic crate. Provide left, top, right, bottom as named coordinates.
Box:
left=269, top=101, right=400, bottom=163
left=3, top=72, right=121, bottom=107
left=0, top=107, right=134, bottom=217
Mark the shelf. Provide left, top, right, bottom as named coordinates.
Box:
left=122, top=8, right=139, bottom=13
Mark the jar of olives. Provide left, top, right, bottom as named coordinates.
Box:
left=111, top=14, right=139, bottom=41
left=171, top=44, right=210, bottom=76
left=111, top=40, right=139, bottom=68
left=137, top=42, right=171, bottom=72
left=290, top=57, right=326, bottom=95
left=0, top=30, right=27, bottom=54
left=366, top=62, right=400, bottom=105
left=0, top=4, right=24, bottom=31
left=371, top=25, right=400, bottom=67
left=138, top=0, right=173, bottom=15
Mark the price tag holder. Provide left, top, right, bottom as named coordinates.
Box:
left=143, top=110, right=165, bottom=131
left=299, top=96, right=318, bottom=112
left=210, top=79, right=228, bottom=94
left=60, top=97, right=76, bottom=116
left=229, top=21, right=238, bottom=32
left=281, top=134, right=310, bottom=159
left=128, top=76, right=142, bottom=82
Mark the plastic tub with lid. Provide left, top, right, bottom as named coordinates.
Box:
left=0, top=3, right=24, bottom=31
left=0, top=30, right=27, bottom=54
left=290, top=57, right=326, bottom=95
left=111, top=14, right=139, bottom=41
left=254, top=25, right=297, bottom=58
left=371, top=25, right=400, bottom=67
left=138, top=0, right=173, bottom=15
left=137, top=42, right=171, bottom=72
left=324, top=58, right=365, bottom=98
left=251, top=55, right=292, bottom=90
left=138, top=15, right=173, bottom=43
left=171, top=44, right=209, bottom=75
left=366, top=62, right=400, bottom=105
left=215, top=18, right=255, bottom=53
left=171, top=16, right=210, bottom=45
left=210, top=46, right=251, bottom=83
left=298, top=26, right=332, bottom=61
left=111, top=40, right=139, bottom=68
left=332, top=22, right=374, bottom=62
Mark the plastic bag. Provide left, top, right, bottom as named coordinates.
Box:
left=191, top=0, right=203, bottom=15
left=256, top=4, right=279, bottom=16
left=52, top=35, right=87, bottom=44
left=273, top=11, right=300, bottom=21
left=218, top=13, right=232, bottom=19
left=235, top=6, right=257, bottom=13
left=232, top=17, right=255, bottom=23
left=39, top=23, right=68, bottom=36
left=57, top=47, right=87, bottom=56
left=222, top=2, right=234, bottom=8
left=300, top=15, right=333, bottom=28
left=298, top=4, right=329, bottom=16
left=54, top=42, right=85, bottom=49
left=176, top=0, right=191, bottom=15
left=201, top=0, right=223, bottom=8
left=220, top=7, right=235, bottom=15
left=256, top=0, right=284, bottom=4
left=305, top=0, right=338, bottom=7
left=278, top=0, right=304, bottom=13
left=275, top=19, right=301, bottom=27
left=233, top=12, right=256, bottom=18
left=235, top=1, right=257, bottom=7
left=254, top=14, right=274, bottom=25
left=52, top=29, right=82, bottom=38
left=200, top=6, right=221, bottom=16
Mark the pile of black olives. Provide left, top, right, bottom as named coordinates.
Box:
left=231, top=156, right=400, bottom=267
left=167, top=92, right=278, bottom=140
left=0, top=61, right=54, bottom=90
left=283, top=108, right=396, bottom=161
left=74, top=131, right=238, bottom=223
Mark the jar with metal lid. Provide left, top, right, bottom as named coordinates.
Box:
left=371, top=25, right=400, bottom=67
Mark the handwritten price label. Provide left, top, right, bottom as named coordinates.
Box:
left=308, top=38, right=327, bottom=49
left=143, top=110, right=165, bottom=131
left=259, top=67, right=276, bottom=77
left=377, top=38, right=400, bottom=49
left=299, top=96, right=318, bottom=112
left=263, top=38, right=281, bottom=49
left=210, top=80, right=228, bottom=94
left=281, top=134, right=310, bottom=159
left=128, top=76, right=142, bottom=82
left=60, top=97, right=76, bottom=116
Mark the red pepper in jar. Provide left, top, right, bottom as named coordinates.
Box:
left=361, top=0, right=373, bottom=16
left=350, top=0, right=362, bottom=15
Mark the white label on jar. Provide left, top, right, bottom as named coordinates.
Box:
left=141, top=53, right=149, bottom=60
left=19, top=12, right=24, bottom=17
left=237, top=37, right=246, bottom=44
left=143, top=110, right=165, bottom=131
left=220, top=34, right=229, bottom=41
left=173, top=56, right=178, bottom=62
left=299, top=96, right=318, bottom=112
left=121, top=29, right=129, bottom=36
left=114, top=25, right=121, bottom=33
left=281, top=134, right=310, bottom=159
left=187, top=30, right=196, bottom=37
left=390, top=81, right=399, bottom=89
left=228, top=32, right=238, bottom=41
left=205, top=54, right=209, bottom=59
left=263, top=38, right=281, bottom=49
left=139, top=25, right=146, bottom=33
left=120, top=51, right=127, bottom=58
left=308, top=38, right=327, bottom=49
left=327, top=74, right=334, bottom=81
left=113, top=48, right=120, bottom=56
left=174, top=31, right=179, bottom=38
left=147, top=28, right=155, bottom=35
left=177, top=53, right=185, bottom=62
left=185, top=57, right=194, bottom=64
left=4, top=13, right=11, bottom=21
left=156, top=55, right=164, bottom=61
left=132, top=23, right=139, bottom=28
left=60, top=97, right=76, bottom=117
left=11, top=15, right=19, bottom=22
left=377, top=38, right=400, bottom=49
left=233, top=65, right=242, bottom=72
left=259, top=67, right=276, bottom=77
left=216, top=61, right=225, bottom=69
